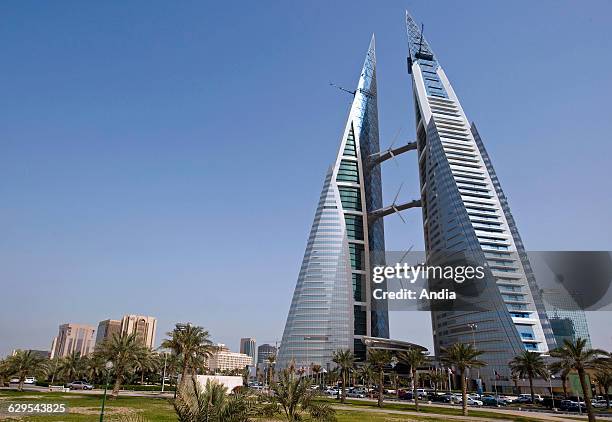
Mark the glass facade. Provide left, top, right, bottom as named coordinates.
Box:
left=406, top=10, right=556, bottom=389
left=277, top=37, right=388, bottom=370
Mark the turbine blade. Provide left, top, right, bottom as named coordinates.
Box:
left=392, top=182, right=404, bottom=204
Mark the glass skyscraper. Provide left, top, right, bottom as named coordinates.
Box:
left=405, top=10, right=557, bottom=387
left=277, top=37, right=389, bottom=371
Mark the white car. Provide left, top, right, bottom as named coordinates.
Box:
left=24, top=377, right=37, bottom=384
left=465, top=397, right=483, bottom=406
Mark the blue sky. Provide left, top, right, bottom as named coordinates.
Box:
left=1, top=1, right=611, bottom=357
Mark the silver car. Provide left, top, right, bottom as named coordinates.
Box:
left=67, top=380, right=94, bottom=390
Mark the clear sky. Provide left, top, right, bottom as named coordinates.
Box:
left=1, top=1, right=611, bottom=357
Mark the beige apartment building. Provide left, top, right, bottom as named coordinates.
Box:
left=119, top=314, right=156, bottom=348
left=95, top=314, right=157, bottom=349
left=207, top=344, right=252, bottom=372
left=50, top=323, right=96, bottom=358
left=95, top=319, right=122, bottom=345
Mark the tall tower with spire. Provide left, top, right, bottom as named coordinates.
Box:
left=277, top=37, right=389, bottom=370
left=404, top=10, right=557, bottom=386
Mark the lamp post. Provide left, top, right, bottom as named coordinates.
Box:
left=467, top=323, right=480, bottom=385
left=161, top=352, right=168, bottom=393
left=548, top=372, right=556, bottom=411
left=99, top=361, right=114, bottom=422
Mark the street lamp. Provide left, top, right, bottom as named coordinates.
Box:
left=161, top=352, right=168, bottom=393
left=467, top=323, right=480, bottom=383
left=548, top=372, right=556, bottom=411
left=99, top=361, right=114, bottom=422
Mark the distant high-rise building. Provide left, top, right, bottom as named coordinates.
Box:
left=207, top=344, right=252, bottom=372
left=239, top=338, right=256, bottom=363
left=95, top=319, right=121, bottom=345
left=405, top=10, right=556, bottom=387
left=278, top=36, right=391, bottom=370
left=50, top=323, right=96, bottom=358
left=257, top=343, right=277, bottom=365
left=119, top=315, right=157, bottom=349
left=541, top=289, right=592, bottom=348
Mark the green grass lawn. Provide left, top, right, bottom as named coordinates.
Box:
left=0, top=390, right=175, bottom=421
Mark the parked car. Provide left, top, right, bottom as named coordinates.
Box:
left=24, top=377, right=37, bottom=385
left=482, top=395, right=507, bottom=406
left=500, top=395, right=516, bottom=403
left=592, top=399, right=608, bottom=408
left=559, top=400, right=586, bottom=412
left=465, top=397, right=483, bottom=406
left=516, top=393, right=543, bottom=404
left=9, top=378, right=20, bottom=384
left=67, top=380, right=94, bottom=390
left=346, top=391, right=365, bottom=398
left=440, top=393, right=462, bottom=404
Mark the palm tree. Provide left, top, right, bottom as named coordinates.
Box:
left=270, top=367, right=335, bottom=421
left=357, top=363, right=375, bottom=398
left=57, top=351, right=84, bottom=382
left=367, top=349, right=392, bottom=408
left=134, top=349, right=159, bottom=385
left=174, top=377, right=255, bottom=422
left=4, top=350, right=49, bottom=391
left=440, top=343, right=486, bottom=417
left=429, top=370, right=446, bottom=394
left=593, top=370, right=611, bottom=409
left=509, top=350, right=549, bottom=405
left=266, top=354, right=276, bottom=385
left=549, top=358, right=572, bottom=399
left=97, top=333, right=146, bottom=397
left=332, top=349, right=354, bottom=403
left=398, top=347, right=429, bottom=411
left=161, top=323, right=214, bottom=391
left=0, top=358, right=8, bottom=386
left=550, top=338, right=607, bottom=422
left=83, top=352, right=106, bottom=384
left=311, top=364, right=322, bottom=388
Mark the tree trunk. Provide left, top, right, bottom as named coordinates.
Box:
left=461, top=372, right=468, bottom=416
left=529, top=376, right=534, bottom=404
left=378, top=370, right=384, bottom=408
left=562, top=376, right=568, bottom=399
left=412, top=368, right=419, bottom=411
left=111, top=372, right=122, bottom=397
left=178, top=357, right=190, bottom=392
left=577, top=368, right=596, bottom=422
left=340, top=371, right=346, bottom=403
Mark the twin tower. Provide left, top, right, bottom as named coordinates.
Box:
left=277, top=11, right=556, bottom=382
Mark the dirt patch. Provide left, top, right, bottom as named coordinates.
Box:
left=0, top=395, right=44, bottom=400
left=69, top=406, right=137, bottom=415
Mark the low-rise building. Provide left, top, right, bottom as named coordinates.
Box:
left=207, top=344, right=252, bottom=372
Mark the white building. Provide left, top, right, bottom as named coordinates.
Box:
left=207, top=344, right=252, bottom=372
